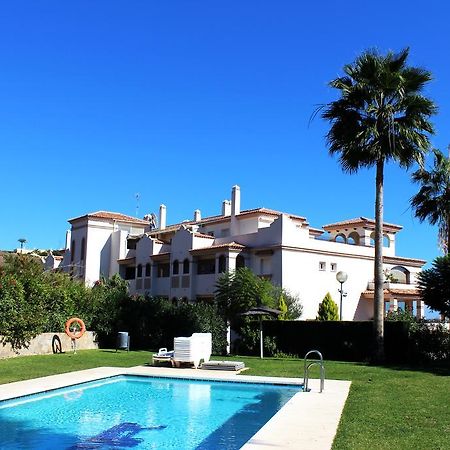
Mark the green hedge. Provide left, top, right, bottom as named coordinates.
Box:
left=97, top=296, right=228, bottom=355
left=263, top=321, right=412, bottom=363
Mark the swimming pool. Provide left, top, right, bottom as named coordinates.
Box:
left=0, top=375, right=302, bottom=449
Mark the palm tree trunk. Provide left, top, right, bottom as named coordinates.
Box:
left=374, top=159, right=385, bottom=362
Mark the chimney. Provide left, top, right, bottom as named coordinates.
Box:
left=194, top=209, right=201, bottom=222
left=222, top=200, right=231, bottom=216
left=65, top=230, right=71, bottom=250
left=159, top=204, right=167, bottom=230
left=231, top=185, right=241, bottom=216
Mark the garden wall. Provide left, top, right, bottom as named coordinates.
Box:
left=263, top=321, right=410, bottom=363
left=0, top=332, right=98, bottom=359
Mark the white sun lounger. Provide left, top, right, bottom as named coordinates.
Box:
left=173, top=333, right=212, bottom=369
left=152, top=347, right=174, bottom=365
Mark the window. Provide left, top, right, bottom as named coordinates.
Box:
left=183, top=259, right=190, bottom=274
left=197, top=259, right=216, bottom=275
left=171, top=297, right=178, bottom=307
left=218, top=255, right=226, bottom=273
left=260, top=258, right=265, bottom=274
left=137, top=264, right=142, bottom=278
left=319, top=261, right=326, bottom=271
left=80, top=238, right=86, bottom=261
left=331, top=263, right=337, bottom=272
left=157, top=263, right=170, bottom=278
left=172, top=260, right=179, bottom=275
left=71, top=240, right=76, bottom=262
left=236, top=255, right=245, bottom=269
left=125, top=266, right=136, bottom=280
left=145, top=263, right=151, bottom=277
left=127, top=239, right=137, bottom=250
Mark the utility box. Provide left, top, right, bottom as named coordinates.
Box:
left=116, top=332, right=130, bottom=351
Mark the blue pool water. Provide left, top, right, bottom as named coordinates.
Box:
left=0, top=376, right=301, bottom=449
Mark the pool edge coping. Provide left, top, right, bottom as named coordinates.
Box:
left=0, top=366, right=351, bottom=450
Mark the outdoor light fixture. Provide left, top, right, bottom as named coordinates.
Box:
left=336, top=271, right=348, bottom=321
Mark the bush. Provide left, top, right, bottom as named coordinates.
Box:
left=316, top=292, right=339, bottom=321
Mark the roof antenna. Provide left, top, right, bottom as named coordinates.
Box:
left=135, top=193, right=140, bottom=218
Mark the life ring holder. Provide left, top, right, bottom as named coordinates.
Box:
left=65, top=318, right=86, bottom=339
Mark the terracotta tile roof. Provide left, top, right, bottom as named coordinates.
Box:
left=145, top=207, right=309, bottom=234
left=309, top=227, right=324, bottom=236
left=362, top=288, right=420, bottom=297
left=117, top=257, right=136, bottom=265
left=384, top=255, right=426, bottom=267
left=323, top=217, right=402, bottom=232
left=193, top=232, right=215, bottom=239
left=69, top=211, right=149, bottom=225
left=190, top=242, right=246, bottom=254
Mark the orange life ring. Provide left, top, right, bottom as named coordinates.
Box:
left=65, top=317, right=86, bottom=340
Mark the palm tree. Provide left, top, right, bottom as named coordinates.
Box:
left=18, top=238, right=27, bottom=253
left=321, top=48, right=436, bottom=361
left=411, top=148, right=450, bottom=254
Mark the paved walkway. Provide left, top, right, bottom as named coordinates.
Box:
left=0, top=365, right=351, bottom=449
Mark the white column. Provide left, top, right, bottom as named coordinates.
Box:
left=416, top=300, right=424, bottom=319
left=389, top=298, right=398, bottom=312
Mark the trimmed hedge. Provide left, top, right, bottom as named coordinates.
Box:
left=263, top=320, right=411, bottom=363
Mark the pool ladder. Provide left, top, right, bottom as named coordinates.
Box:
left=303, top=350, right=325, bottom=393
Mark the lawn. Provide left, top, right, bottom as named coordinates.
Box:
left=0, top=350, right=448, bottom=449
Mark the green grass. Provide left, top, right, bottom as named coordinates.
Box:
left=0, top=351, right=449, bottom=449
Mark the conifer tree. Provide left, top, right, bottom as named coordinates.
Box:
left=316, top=292, right=339, bottom=321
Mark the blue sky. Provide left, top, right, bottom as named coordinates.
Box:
left=0, top=1, right=448, bottom=269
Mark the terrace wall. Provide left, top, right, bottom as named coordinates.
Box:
left=0, top=331, right=98, bottom=359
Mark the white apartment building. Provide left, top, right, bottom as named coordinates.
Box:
left=56, top=185, right=425, bottom=320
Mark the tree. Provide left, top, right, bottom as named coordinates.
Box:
left=316, top=292, right=339, bottom=321
left=411, top=148, right=450, bottom=254
left=214, top=268, right=275, bottom=325
left=322, top=48, right=436, bottom=360
left=417, top=255, right=450, bottom=318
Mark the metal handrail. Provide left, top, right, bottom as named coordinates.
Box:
left=303, top=350, right=325, bottom=393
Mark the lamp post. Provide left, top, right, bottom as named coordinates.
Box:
left=336, top=271, right=348, bottom=321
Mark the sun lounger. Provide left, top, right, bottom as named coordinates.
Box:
left=201, top=361, right=245, bottom=371
left=152, top=348, right=174, bottom=366
left=173, top=333, right=212, bottom=369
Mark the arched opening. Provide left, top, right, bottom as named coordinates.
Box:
left=335, top=234, right=346, bottom=244
left=370, top=232, right=375, bottom=246
left=137, top=264, right=142, bottom=278
left=236, top=255, right=245, bottom=269
left=383, top=234, right=391, bottom=248
left=348, top=232, right=360, bottom=245
left=145, top=263, right=151, bottom=277
left=172, top=260, right=179, bottom=275
left=183, top=259, right=190, bottom=274
left=389, top=266, right=410, bottom=284
left=218, top=255, right=226, bottom=273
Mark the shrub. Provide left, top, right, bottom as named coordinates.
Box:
left=316, top=292, right=339, bottom=321
left=0, top=273, right=45, bottom=350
